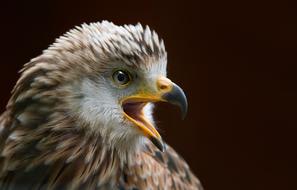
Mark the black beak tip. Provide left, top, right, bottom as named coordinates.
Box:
left=181, top=98, right=188, bottom=120
left=181, top=108, right=187, bottom=120
left=162, top=84, right=188, bottom=119
left=150, top=137, right=165, bottom=152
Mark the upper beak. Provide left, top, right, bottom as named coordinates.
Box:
left=121, top=76, right=188, bottom=152
left=160, top=78, right=188, bottom=119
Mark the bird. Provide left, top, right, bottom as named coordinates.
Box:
left=0, top=21, right=203, bottom=190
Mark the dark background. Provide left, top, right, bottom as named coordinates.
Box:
left=0, top=1, right=296, bottom=189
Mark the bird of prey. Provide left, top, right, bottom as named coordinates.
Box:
left=0, top=21, right=203, bottom=190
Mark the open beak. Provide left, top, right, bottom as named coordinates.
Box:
left=121, top=76, right=188, bottom=152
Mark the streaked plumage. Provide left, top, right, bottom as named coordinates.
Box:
left=0, top=21, right=203, bottom=190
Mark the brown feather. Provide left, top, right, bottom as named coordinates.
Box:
left=118, top=143, right=203, bottom=190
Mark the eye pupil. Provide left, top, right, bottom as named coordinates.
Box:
left=117, top=72, right=126, bottom=82
left=113, top=70, right=131, bottom=86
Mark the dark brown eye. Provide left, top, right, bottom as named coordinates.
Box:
left=112, top=70, right=131, bottom=86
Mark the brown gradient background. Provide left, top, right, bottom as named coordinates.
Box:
left=0, top=0, right=296, bottom=190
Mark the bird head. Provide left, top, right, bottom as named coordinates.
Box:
left=15, top=21, right=187, bottom=155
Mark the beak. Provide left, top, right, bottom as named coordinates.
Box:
left=160, top=79, right=188, bottom=119
left=121, top=76, right=188, bottom=152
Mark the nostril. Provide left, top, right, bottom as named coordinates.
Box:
left=157, top=77, right=172, bottom=92
left=159, top=84, right=169, bottom=91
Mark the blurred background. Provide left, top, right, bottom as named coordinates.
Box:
left=0, top=0, right=296, bottom=189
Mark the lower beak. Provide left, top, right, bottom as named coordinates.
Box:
left=121, top=76, right=188, bottom=152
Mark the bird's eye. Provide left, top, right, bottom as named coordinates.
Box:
left=112, top=70, right=131, bottom=86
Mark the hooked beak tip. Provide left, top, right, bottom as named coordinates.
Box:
left=162, top=83, right=188, bottom=119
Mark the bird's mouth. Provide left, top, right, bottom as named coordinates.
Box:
left=121, top=76, right=188, bottom=152
left=122, top=97, right=164, bottom=151
left=122, top=101, right=149, bottom=129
